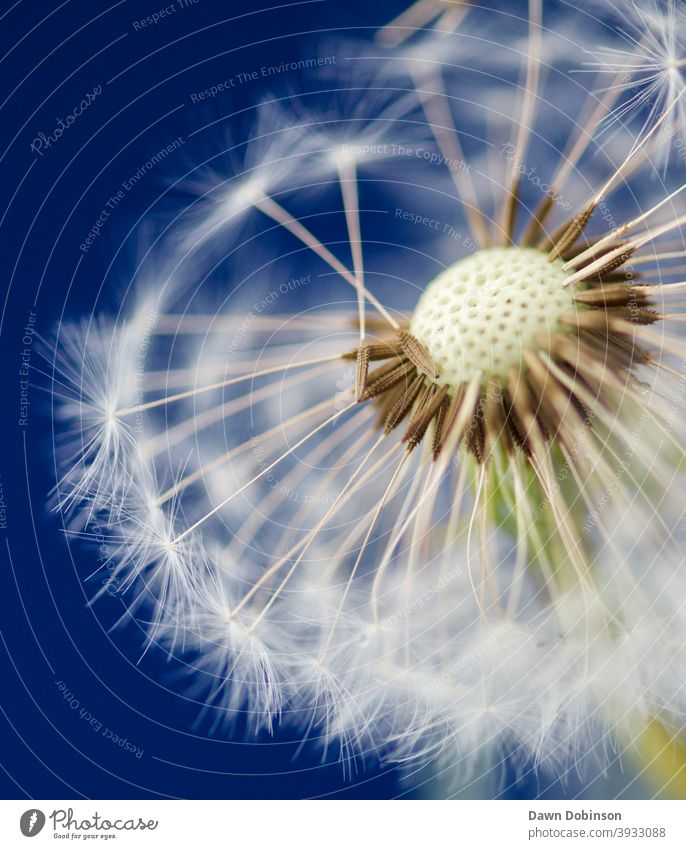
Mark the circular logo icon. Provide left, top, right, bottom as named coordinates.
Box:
left=20, top=810, right=46, bottom=837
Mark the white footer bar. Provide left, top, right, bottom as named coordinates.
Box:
left=2, top=799, right=685, bottom=848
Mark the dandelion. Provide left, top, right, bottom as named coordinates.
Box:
left=588, top=0, right=686, bottom=166
left=53, top=0, right=686, bottom=792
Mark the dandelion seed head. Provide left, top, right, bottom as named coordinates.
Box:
left=410, top=247, right=576, bottom=385
left=49, top=0, right=686, bottom=792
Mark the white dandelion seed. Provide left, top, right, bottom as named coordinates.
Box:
left=174, top=100, right=320, bottom=258
left=53, top=0, right=686, bottom=792
left=53, top=317, right=141, bottom=515
left=587, top=0, right=686, bottom=166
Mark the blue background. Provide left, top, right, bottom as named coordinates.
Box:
left=0, top=0, right=458, bottom=801
left=0, top=0, right=629, bottom=800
